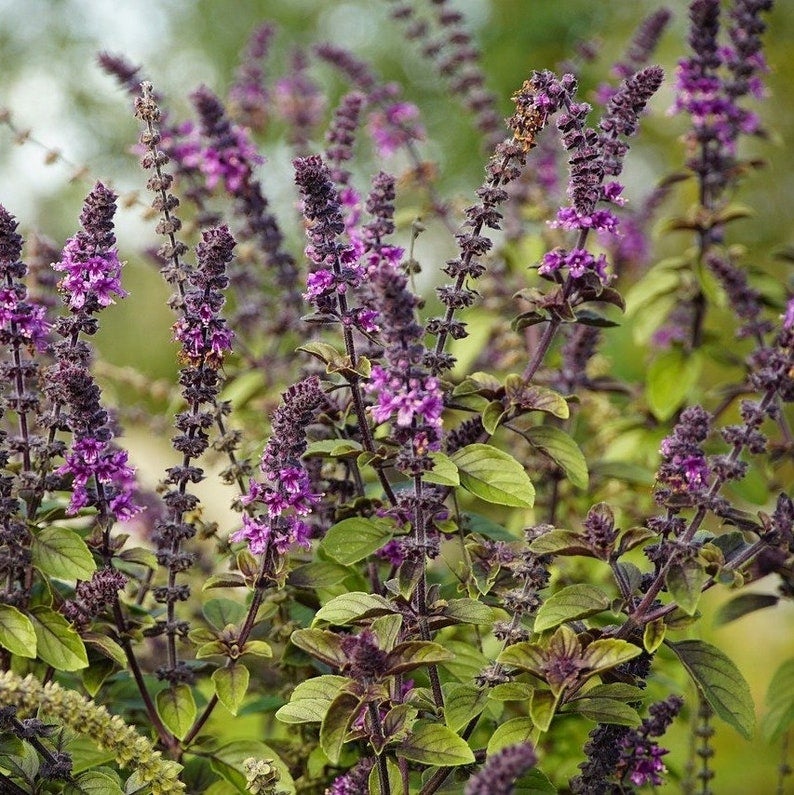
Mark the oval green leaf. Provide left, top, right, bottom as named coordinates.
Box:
left=646, top=348, right=702, bottom=421
left=320, top=518, right=393, bottom=565
left=485, top=717, right=535, bottom=755
left=670, top=639, right=755, bottom=739
left=312, top=592, right=396, bottom=626
left=534, top=585, right=611, bottom=633
left=29, top=606, right=88, bottom=671
left=212, top=664, right=250, bottom=716
left=0, top=604, right=37, bottom=658
left=156, top=684, right=197, bottom=740
left=31, top=526, right=96, bottom=581
left=450, top=443, right=534, bottom=508
left=398, top=721, right=475, bottom=766
left=513, top=425, right=588, bottom=489
left=424, top=452, right=460, bottom=487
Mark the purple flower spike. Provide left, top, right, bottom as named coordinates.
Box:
left=464, top=742, right=537, bottom=795
left=54, top=183, right=126, bottom=312
left=231, top=377, right=325, bottom=561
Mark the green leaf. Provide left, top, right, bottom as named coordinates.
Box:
left=82, top=657, right=116, bottom=697
left=290, top=629, right=347, bottom=667
left=312, top=592, right=396, bottom=626
left=441, top=598, right=494, bottom=625
left=529, top=690, right=559, bottom=732
left=424, top=452, right=460, bottom=487
left=202, top=598, right=247, bottom=631
left=643, top=619, right=666, bottom=654
left=275, top=676, right=349, bottom=725
left=528, top=529, right=592, bottom=557
left=665, top=560, right=708, bottom=616
left=762, top=659, right=794, bottom=741
left=533, top=585, right=611, bottom=633
left=368, top=756, right=402, bottom=795
left=289, top=561, right=353, bottom=588
left=298, top=341, right=344, bottom=366
left=450, top=443, right=535, bottom=508
left=398, top=721, right=475, bottom=766
left=714, top=592, right=779, bottom=626
left=485, top=717, right=535, bottom=755
left=30, top=526, right=96, bottom=580
left=576, top=683, right=646, bottom=701
left=581, top=639, right=642, bottom=675
left=514, top=768, right=557, bottom=795
left=444, top=684, right=489, bottom=733
left=488, top=682, right=534, bottom=702
left=0, top=604, right=37, bottom=658
left=66, top=770, right=124, bottom=795
left=512, top=425, right=588, bottom=489
left=82, top=632, right=127, bottom=667
left=212, top=664, right=249, bottom=715
left=117, top=546, right=157, bottom=569
left=320, top=518, right=393, bottom=565
left=320, top=691, right=361, bottom=764
left=671, top=639, right=755, bottom=739
left=29, top=605, right=88, bottom=671
left=303, top=439, right=363, bottom=458
left=384, top=641, right=455, bottom=675
left=625, top=265, right=682, bottom=317
left=202, top=573, right=247, bottom=590
left=646, top=349, right=702, bottom=421
left=482, top=400, right=507, bottom=435
left=509, top=385, right=569, bottom=419
left=563, top=698, right=641, bottom=726
left=497, top=642, right=547, bottom=677
left=241, top=640, right=273, bottom=659
left=156, top=684, right=197, bottom=741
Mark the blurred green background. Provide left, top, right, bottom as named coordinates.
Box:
left=1, top=1, right=793, bottom=791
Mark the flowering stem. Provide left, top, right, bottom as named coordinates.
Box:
left=183, top=558, right=270, bottom=749
left=622, top=383, right=779, bottom=634
left=366, top=702, right=391, bottom=795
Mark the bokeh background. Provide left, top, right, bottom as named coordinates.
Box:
left=1, top=1, right=793, bottom=791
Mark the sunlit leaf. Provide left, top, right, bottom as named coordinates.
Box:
left=450, top=444, right=535, bottom=508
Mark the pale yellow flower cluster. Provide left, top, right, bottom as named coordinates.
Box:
left=0, top=670, right=185, bottom=794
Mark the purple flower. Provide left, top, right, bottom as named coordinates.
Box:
left=274, top=49, right=326, bottom=151
left=54, top=183, right=127, bottom=312
left=464, top=742, right=537, bottom=795
left=783, top=297, right=794, bottom=331
left=325, top=759, right=375, bottom=795
left=191, top=85, right=265, bottom=193
left=368, top=101, right=424, bottom=157
left=230, top=378, right=325, bottom=561
left=229, top=23, right=274, bottom=130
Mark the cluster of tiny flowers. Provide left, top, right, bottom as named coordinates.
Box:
left=174, top=115, right=263, bottom=195
left=231, top=377, right=325, bottom=558
left=0, top=208, right=48, bottom=351
left=655, top=405, right=713, bottom=501
left=616, top=696, right=683, bottom=788
left=274, top=49, right=326, bottom=152
left=228, top=23, right=275, bottom=131
left=325, top=759, right=375, bottom=795
left=293, top=154, right=376, bottom=331
left=367, top=101, right=424, bottom=157
left=172, top=226, right=236, bottom=368
left=61, top=567, right=128, bottom=628
left=365, top=234, right=443, bottom=473
left=0, top=671, right=185, bottom=793
left=464, top=742, right=537, bottom=795
left=50, top=185, right=139, bottom=521
left=540, top=66, right=662, bottom=285
left=596, top=8, right=672, bottom=103
left=53, top=183, right=127, bottom=311
left=672, top=0, right=771, bottom=156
